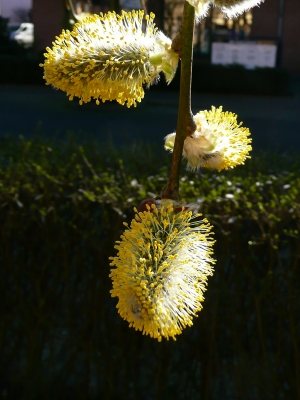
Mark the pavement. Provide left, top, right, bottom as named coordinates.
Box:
left=1, top=79, right=300, bottom=153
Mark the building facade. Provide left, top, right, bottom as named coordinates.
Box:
left=32, top=0, right=300, bottom=73
left=251, top=0, right=300, bottom=73
left=1, top=0, right=31, bottom=23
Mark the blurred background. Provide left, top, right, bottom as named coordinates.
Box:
left=0, top=1, right=300, bottom=399
left=1, top=0, right=300, bottom=74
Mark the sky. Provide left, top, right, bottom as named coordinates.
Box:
left=0, top=0, right=32, bottom=23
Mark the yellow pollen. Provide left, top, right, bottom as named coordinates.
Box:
left=110, top=203, right=215, bottom=341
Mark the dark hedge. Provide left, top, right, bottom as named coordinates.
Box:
left=0, top=136, right=299, bottom=400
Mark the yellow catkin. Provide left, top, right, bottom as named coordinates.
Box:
left=186, top=0, right=263, bottom=20
left=40, top=10, right=178, bottom=108
left=165, top=106, right=252, bottom=172
left=109, top=203, right=215, bottom=341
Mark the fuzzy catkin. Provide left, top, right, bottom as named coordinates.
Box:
left=41, top=10, right=178, bottom=108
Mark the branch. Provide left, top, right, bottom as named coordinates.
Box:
left=65, top=0, right=79, bottom=22
left=140, top=0, right=148, bottom=15
left=162, top=1, right=196, bottom=200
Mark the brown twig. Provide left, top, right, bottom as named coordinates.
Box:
left=65, top=0, right=79, bottom=22
left=140, top=0, right=148, bottom=15
left=162, top=2, right=195, bottom=200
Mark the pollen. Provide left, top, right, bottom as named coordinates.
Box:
left=109, top=202, right=215, bottom=341
left=41, top=10, right=178, bottom=108
left=165, top=106, right=252, bottom=172
left=186, top=0, right=263, bottom=21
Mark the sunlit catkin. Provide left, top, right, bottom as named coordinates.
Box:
left=165, top=106, right=252, bottom=171
left=186, top=0, right=264, bottom=21
left=40, top=10, right=178, bottom=108
left=109, top=202, right=215, bottom=341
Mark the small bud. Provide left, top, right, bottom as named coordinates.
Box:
left=137, top=198, right=156, bottom=212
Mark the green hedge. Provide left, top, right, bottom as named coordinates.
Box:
left=0, top=136, right=299, bottom=399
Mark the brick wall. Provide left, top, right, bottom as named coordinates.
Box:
left=32, top=0, right=300, bottom=73
left=281, top=0, right=300, bottom=73
left=32, top=0, right=65, bottom=54
left=252, top=0, right=300, bottom=73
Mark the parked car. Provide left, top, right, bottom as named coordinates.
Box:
left=10, top=22, right=33, bottom=48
